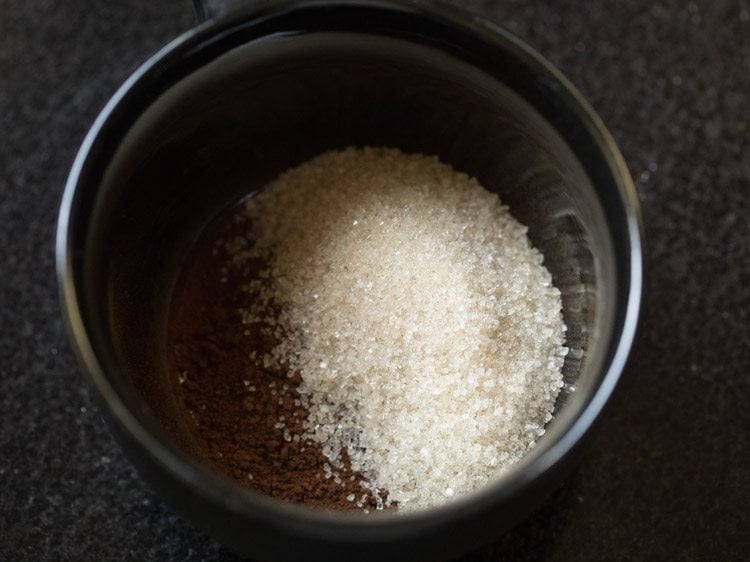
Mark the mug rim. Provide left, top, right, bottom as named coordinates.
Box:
left=56, top=0, right=643, bottom=542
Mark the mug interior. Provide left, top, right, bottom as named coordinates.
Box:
left=81, top=22, right=617, bottom=515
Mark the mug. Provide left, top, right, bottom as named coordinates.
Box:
left=56, top=0, right=643, bottom=559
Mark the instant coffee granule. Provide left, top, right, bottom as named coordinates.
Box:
left=169, top=147, right=567, bottom=513
left=170, top=214, right=382, bottom=511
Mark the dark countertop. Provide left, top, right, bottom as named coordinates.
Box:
left=1, top=0, right=748, bottom=560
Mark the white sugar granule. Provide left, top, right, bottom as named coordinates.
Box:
left=231, top=147, right=567, bottom=512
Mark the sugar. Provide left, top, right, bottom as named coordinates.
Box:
left=232, top=147, right=566, bottom=512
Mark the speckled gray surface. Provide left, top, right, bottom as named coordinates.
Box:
left=1, top=0, right=748, bottom=560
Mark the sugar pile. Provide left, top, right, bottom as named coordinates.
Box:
left=231, top=147, right=566, bottom=512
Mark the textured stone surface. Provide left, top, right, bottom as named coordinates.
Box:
left=0, top=0, right=748, bottom=560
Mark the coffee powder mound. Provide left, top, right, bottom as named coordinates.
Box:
left=168, top=210, right=385, bottom=511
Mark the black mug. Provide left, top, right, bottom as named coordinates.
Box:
left=56, top=1, right=643, bottom=560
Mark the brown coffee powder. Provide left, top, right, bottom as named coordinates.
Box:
left=168, top=206, right=385, bottom=511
